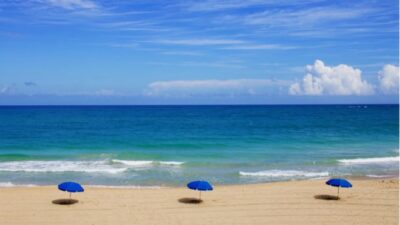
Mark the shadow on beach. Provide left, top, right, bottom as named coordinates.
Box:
left=178, top=198, right=203, bottom=204
left=52, top=199, right=79, bottom=205
left=314, top=194, right=340, bottom=201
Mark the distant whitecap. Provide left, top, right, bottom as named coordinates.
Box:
left=338, top=156, right=399, bottom=165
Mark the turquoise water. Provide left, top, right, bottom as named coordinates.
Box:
left=0, top=105, right=398, bottom=187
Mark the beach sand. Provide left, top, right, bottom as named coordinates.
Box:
left=0, top=179, right=398, bottom=225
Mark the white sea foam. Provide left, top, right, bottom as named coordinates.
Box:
left=112, top=159, right=184, bottom=167
left=0, top=182, right=37, bottom=187
left=338, top=156, right=399, bottom=165
left=158, top=161, right=184, bottom=166
left=0, top=182, right=16, bottom=187
left=0, top=159, right=185, bottom=174
left=239, top=170, right=329, bottom=178
left=111, top=159, right=154, bottom=167
left=366, top=174, right=395, bottom=178
left=0, top=160, right=127, bottom=174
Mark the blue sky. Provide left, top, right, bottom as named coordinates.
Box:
left=0, top=0, right=398, bottom=105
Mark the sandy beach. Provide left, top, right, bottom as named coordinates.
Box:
left=0, top=178, right=398, bottom=225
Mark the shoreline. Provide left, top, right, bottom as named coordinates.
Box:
left=0, top=174, right=398, bottom=189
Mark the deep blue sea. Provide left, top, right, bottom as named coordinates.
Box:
left=0, top=105, right=398, bottom=187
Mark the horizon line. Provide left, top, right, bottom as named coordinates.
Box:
left=0, top=103, right=398, bottom=107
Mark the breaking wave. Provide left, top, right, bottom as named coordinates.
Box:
left=0, top=160, right=127, bottom=174
left=0, top=159, right=185, bottom=174
left=111, top=159, right=184, bottom=167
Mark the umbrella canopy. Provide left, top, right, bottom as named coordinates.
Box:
left=326, top=178, right=352, bottom=188
left=187, top=180, right=213, bottom=191
left=58, top=182, right=84, bottom=193
left=187, top=180, right=213, bottom=201
left=325, top=178, right=352, bottom=199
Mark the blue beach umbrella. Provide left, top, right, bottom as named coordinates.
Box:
left=187, top=180, right=213, bottom=200
left=58, top=181, right=84, bottom=199
left=326, top=178, right=352, bottom=198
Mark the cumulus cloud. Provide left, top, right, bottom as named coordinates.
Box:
left=145, top=79, right=290, bottom=97
left=289, top=60, right=374, bottom=95
left=378, top=64, right=399, bottom=95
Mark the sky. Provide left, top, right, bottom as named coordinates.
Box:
left=0, top=0, right=398, bottom=105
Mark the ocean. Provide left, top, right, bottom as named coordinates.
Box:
left=0, top=105, right=398, bottom=187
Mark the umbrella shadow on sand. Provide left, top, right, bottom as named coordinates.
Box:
left=314, top=194, right=340, bottom=201
left=178, top=197, right=203, bottom=204
left=52, top=199, right=79, bottom=205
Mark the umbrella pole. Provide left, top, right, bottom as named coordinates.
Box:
left=69, top=192, right=71, bottom=199
left=199, top=191, right=201, bottom=200
left=337, top=187, right=340, bottom=199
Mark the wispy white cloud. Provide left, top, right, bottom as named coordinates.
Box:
left=289, top=60, right=375, bottom=95
left=379, top=64, right=399, bottom=95
left=154, top=39, right=295, bottom=51
left=185, top=0, right=268, bottom=11
left=98, top=20, right=166, bottom=31
left=145, top=79, right=291, bottom=97
left=24, top=82, right=37, bottom=87
left=214, top=4, right=389, bottom=38
left=0, top=84, right=16, bottom=95
left=106, top=42, right=139, bottom=48
left=0, top=0, right=105, bottom=26
left=48, top=89, right=120, bottom=97
left=161, top=51, right=203, bottom=56
left=242, top=7, right=374, bottom=27
left=0, top=86, right=11, bottom=94
left=94, top=89, right=116, bottom=96
left=222, top=44, right=296, bottom=50
left=146, top=61, right=245, bottom=69
left=45, top=0, right=98, bottom=10
left=184, top=0, right=319, bottom=12
left=155, top=39, right=245, bottom=46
